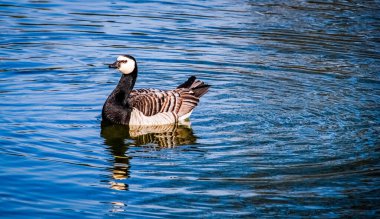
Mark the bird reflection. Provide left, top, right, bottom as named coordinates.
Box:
left=100, top=121, right=197, bottom=191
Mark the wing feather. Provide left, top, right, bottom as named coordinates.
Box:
left=129, top=88, right=200, bottom=118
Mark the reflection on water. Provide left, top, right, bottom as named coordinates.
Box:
left=100, top=122, right=196, bottom=190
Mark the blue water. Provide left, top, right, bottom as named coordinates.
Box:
left=1, top=0, right=379, bottom=218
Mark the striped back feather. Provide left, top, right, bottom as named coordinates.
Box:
left=128, top=76, right=210, bottom=119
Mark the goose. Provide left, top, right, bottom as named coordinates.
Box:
left=102, top=55, right=210, bottom=126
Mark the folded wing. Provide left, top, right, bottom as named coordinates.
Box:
left=128, top=88, right=194, bottom=118
left=128, top=76, right=210, bottom=120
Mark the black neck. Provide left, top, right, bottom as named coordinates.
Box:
left=109, top=67, right=138, bottom=106
left=117, top=72, right=137, bottom=95
left=102, top=66, right=138, bottom=125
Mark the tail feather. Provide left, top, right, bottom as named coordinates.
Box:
left=177, top=76, right=196, bottom=89
left=177, top=76, right=210, bottom=98
left=191, top=84, right=210, bottom=98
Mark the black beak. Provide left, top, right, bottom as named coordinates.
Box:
left=108, top=61, right=118, bottom=69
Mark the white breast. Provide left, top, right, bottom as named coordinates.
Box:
left=129, top=108, right=177, bottom=126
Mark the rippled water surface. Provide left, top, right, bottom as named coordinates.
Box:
left=1, top=0, right=380, bottom=218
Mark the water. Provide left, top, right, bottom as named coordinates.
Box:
left=1, top=0, right=379, bottom=217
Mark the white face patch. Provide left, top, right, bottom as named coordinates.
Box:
left=117, top=55, right=129, bottom=61
left=117, top=55, right=136, bottom=74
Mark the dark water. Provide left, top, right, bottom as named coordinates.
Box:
left=1, top=0, right=380, bottom=217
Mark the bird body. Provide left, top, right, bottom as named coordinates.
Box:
left=102, top=55, right=210, bottom=126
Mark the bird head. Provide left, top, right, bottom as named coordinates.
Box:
left=109, top=55, right=137, bottom=74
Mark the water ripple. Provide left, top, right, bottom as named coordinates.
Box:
left=0, top=0, right=379, bottom=218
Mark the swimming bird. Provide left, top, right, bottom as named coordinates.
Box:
left=102, top=55, right=210, bottom=126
